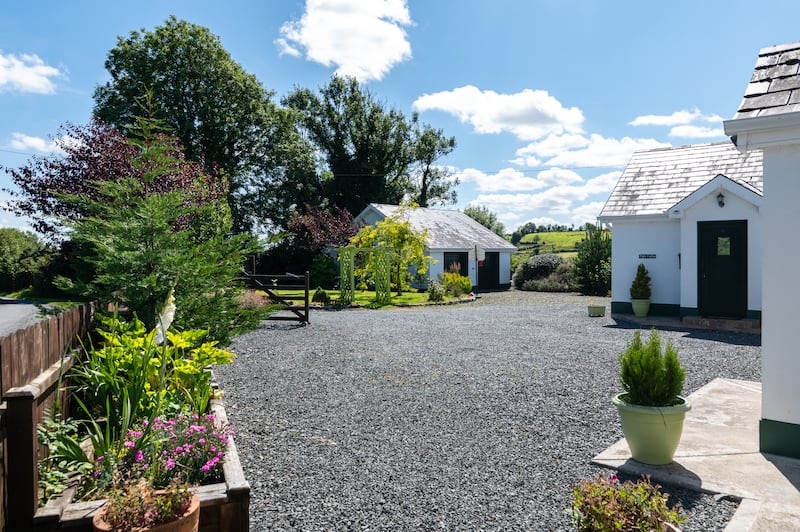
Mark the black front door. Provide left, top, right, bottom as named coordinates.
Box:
left=478, top=252, right=500, bottom=290
left=698, top=220, right=747, bottom=318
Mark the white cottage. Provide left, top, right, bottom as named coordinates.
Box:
left=599, top=142, right=763, bottom=319
left=355, top=204, right=517, bottom=290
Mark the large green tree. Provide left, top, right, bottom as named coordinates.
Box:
left=283, top=75, right=414, bottom=216
left=408, top=122, right=458, bottom=207
left=92, top=16, right=281, bottom=231
left=463, top=205, right=506, bottom=237
left=0, top=228, right=52, bottom=292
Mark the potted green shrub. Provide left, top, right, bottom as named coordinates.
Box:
left=612, top=329, right=691, bottom=465
left=629, top=263, right=651, bottom=317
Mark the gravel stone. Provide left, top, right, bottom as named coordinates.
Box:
left=214, top=291, right=759, bottom=531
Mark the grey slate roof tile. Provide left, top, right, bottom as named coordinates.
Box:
left=735, top=41, right=800, bottom=119
left=368, top=204, right=517, bottom=251
left=599, top=143, right=762, bottom=218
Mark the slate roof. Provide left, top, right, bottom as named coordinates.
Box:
left=599, top=142, right=762, bottom=218
left=366, top=204, right=516, bottom=251
left=734, top=41, right=800, bottom=118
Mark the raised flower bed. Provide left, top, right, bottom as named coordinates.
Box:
left=33, top=396, right=249, bottom=532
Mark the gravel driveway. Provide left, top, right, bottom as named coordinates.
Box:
left=214, top=290, right=761, bottom=531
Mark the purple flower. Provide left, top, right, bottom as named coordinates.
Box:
left=135, top=450, right=144, bottom=462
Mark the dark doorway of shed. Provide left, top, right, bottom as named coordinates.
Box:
left=478, top=252, right=500, bottom=290
left=444, top=252, right=468, bottom=276
left=698, top=220, right=747, bottom=318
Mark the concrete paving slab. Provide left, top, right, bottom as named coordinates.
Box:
left=593, top=378, right=800, bottom=531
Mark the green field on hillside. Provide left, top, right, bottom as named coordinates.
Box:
left=518, top=231, right=586, bottom=251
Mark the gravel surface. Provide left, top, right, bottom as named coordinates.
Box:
left=214, top=290, right=760, bottom=531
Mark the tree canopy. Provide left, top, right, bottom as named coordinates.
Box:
left=463, top=205, right=506, bottom=237
left=92, top=16, right=279, bottom=231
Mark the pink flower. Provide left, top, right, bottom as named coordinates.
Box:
left=199, top=438, right=206, bottom=444
left=135, top=450, right=144, bottom=462
left=166, top=458, right=175, bottom=469
left=96, top=455, right=104, bottom=462
left=124, top=441, right=135, bottom=448
left=201, top=464, right=210, bottom=472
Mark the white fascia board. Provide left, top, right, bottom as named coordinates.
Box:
left=724, top=112, right=800, bottom=150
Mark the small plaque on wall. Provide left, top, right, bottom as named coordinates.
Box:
left=638, top=254, right=656, bottom=259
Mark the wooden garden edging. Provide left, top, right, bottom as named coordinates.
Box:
left=242, top=271, right=310, bottom=324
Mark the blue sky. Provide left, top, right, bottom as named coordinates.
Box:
left=2, top=0, right=800, bottom=234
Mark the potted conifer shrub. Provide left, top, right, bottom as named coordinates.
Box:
left=612, top=329, right=690, bottom=465
left=629, top=263, right=651, bottom=317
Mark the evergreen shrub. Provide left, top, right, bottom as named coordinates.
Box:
left=618, top=329, right=685, bottom=407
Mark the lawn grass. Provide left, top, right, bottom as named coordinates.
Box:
left=270, top=288, right=440, bottom=307
left=518, top=231, right=586, bottom=251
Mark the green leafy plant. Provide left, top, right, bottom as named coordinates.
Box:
left=427, top=278, right=445, bottom=302
left=512, top=253, right=566, bottom=289
left=37, top=412, right=94, bottom=504
left=569, top=473, right=685, bottom=531
left=618, top=329, right=686, bottom=407
left=572, top=226, right=611, bottom=296
left=312, top=286, right=331, bottom=305
left=629, top=263, right=652, bottom=300
left=440, top=271, right=472, bottom=298
left=309, top=253, right=340, bottom=289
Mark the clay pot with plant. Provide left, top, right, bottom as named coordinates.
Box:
left=612, top=328, right=690, bottom=465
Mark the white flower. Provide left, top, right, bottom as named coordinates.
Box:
left=155, top=289, right=176, bottom=345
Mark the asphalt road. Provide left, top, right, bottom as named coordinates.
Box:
left=0, top=299, right=49, bottom=337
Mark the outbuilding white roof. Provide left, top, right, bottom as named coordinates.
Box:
left=599, top=142, right=762, bottom=219
left=359, top=204, right=517, bottom=252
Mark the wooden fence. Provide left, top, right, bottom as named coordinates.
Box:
left=1, top=303, right=95, bottom=532
left=243, top=272, right=311, bottom=324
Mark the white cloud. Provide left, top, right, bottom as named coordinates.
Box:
left=509, top=155, right=541, bottom=167
left=536, top=168, right=583, bottom=186
left=0, top=52, right=64, bottom=94
left=516, top=133, right=591, bottom=160
left=472, top=170, right=621, bottom=228
left=413, top=85, right=584, bottom=141
left=543, top=134, right=670, bottom=168
left=668, top=125, right=725, bottom=138
left=629, top=109, right=702, bottom=127
left=456, top=167, right=546, bottom=192
left=277, top=0, right=412, bottom=81
left=8, top=132, right=64, bottom=153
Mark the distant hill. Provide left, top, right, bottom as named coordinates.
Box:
left=518, top=231, right=585, bottom=252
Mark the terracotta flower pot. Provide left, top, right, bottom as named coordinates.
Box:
left=92, top=493, right=200, bottom=532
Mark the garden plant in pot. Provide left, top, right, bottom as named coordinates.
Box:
left=612, top=329, right=690, bottom=465
left=629, top=263, right=651, bottom=317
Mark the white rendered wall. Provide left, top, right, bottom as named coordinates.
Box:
left=679, top=192, right=762, bottom=312
left=761, top=147, right=800, bottom=426
left=610, top=219, right=680, bottom=305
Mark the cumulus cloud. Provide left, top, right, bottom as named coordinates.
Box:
left=8, top=132, right=65, bottom=153
left=276, top=0, right=412, bottom=81
left=515, top=133, right=590, bottom=160
left=542, top=134, right=670, bottom=168
left=456, top=167, right=546, bottom=193
left=535, top=168, right=583, bottom=186
left=0, top=51, right=64, bottom=94
left=629, top=109, right=703, bottom=126
left=413, top=85, right=584, bottom=141
left=473, top=170, right=621, bottom=228
left=668, top=125, right=725, bottom=138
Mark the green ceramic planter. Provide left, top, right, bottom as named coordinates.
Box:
left=612, top=393, right=691, bottom=465
left=588, top=304, right=605, bottom=317
left=630, top=299, right=650, bottom=317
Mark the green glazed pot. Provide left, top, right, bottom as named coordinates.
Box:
left=588, top=304, right=606, bottom=317
left=612, top=393, right=691, bottom=465
left=630, top=299, right=650, bottom=317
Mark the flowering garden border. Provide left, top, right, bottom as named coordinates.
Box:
left=32, top=395, right=249, bottom=532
